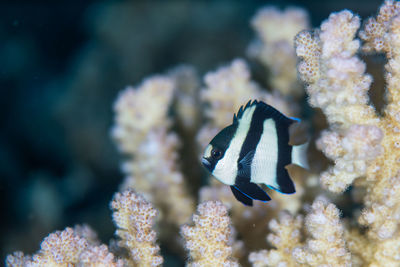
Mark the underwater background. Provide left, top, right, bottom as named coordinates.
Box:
left=0, top=0, right=389, bottom=266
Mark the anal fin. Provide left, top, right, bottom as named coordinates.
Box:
left=231, top=186, right=253, bottom=206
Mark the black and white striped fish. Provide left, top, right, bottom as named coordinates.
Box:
left=201, top=100, right=308, bottom=206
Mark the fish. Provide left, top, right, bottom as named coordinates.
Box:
left=201, top=100, right=308, bottom=206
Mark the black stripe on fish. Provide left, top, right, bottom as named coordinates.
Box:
left=275, top=119, right=296, bottom=194
left=236, top=100, right=296, bottom=194
left=207, top=123, right=238, bottom=172
left=238, top=101, right=266, bottom=163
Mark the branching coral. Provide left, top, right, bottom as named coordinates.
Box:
left=248, top=211, right=303, bottom=267
left=181, top=201, right=239, bottom=267
left=295, top=10, right=382, bottom=193
left=6, top=225, right=123, bottom=267
left=249, top=199, right=350, bottom=267
left=7, top=190, right=165, bottom=267
left=111, top=189, right=163, bottom=266
left=200, top=58, right=273, bottom=130
left=293, top=200, right=351, bottom=266
left=249, top=7, right=309, bottom=98
left=112, top=75, right=194, bottom=227
left=112, top=76, right=175, bottom=155
left=295, top=1, right=400, bottom=265
left=9, top=2, right=400, bottom=266
left=198, top=58, right=305, bottom=257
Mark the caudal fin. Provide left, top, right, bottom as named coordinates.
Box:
left=291, top=142, right=309, bottom=170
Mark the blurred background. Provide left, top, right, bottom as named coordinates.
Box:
left=0, top=0, right=385, bottom=264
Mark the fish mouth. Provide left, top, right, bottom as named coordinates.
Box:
left=201, top=157, right=212, bottom=171
left=201, top=157, right=211, bottom=166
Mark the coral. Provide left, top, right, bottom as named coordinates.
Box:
left=112, top=75, right=194, bottom=227
left=198, top=58, right=305, bottom=258
left=359, top=0, right=400, bottom=54
left=6, top=226, right=123, bottom=267
left=248, top=211, right=303, bottom=267
left=10, top=1, right=400, bottom=266
left=7, top=190, right=164, bottom=267
left=112, top=76, right=175, bottom=155
left=295, top=1, right=400, bottom=265
left=295, top=10, right=378, bottom=190
left=111, top=189, right=163, bottom=267
left=293, top=200, right=351, bottom=266
left=249, top=199, right=350, bottom=267
left=200, top=58, right=295, bottom=132
left=180, top=201, right=239, bottom=267
left=249, top=7, right=309, bottom=98
left=119, top=128, right=194, bottom=225
left=346, top=228, right=400, bottom=267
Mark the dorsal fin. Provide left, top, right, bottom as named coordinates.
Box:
left=256, top=101, right=296, bottom=125
left=233, top=100, right=298, bottom=125
left=233, top=100, right=258, bottom=123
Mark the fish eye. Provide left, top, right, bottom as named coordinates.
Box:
left=211, top=148, right=222, bottom=159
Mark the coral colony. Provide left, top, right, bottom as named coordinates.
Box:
left=6, top=1, right=400, bottom=266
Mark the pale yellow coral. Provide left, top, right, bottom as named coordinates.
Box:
left=317, top=125, right=383, bottom=192
left=112, top=76, right=175, bottom=154
left=198, top=58, right=305, bottom=259
left=357, top=3, right=400, bottom=240
left=359, top=0, right=400, bottom=54
left=248, top=211, right=303, bottom=267
left=200, top=58, right=295, bottom=131
left=112, top=74, right=194, bottom=227
left=111, top=189, right=163, bottom=267
left=346, top=228, right=400, bottom=267
left=249, top=199, right=350, bottom=267
left=181, top=201, right=239, bottom=267
left=249, top=7, right=310, bottom=97
left=293, top=200, right=351, bottom=266
left=120, top=128, right=194, bottom=225
left=6, top=226, right=123, bottom=267
left=32, top=227, right=89, bottom=265
left=296, top=2, right=400, bottom=265
left=199, top=179, right=281, bottom=255
left=295, top=10, right=381, bottom=193
left=6, top=252, right=28, bottom=267
left=201, top=58, right=262, bottom=128
left=296, top=10, right=377, bottom=128
left=79, top=244, right=124, bottom=267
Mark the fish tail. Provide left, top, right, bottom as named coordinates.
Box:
left=292, top=142, right=309, bottom=170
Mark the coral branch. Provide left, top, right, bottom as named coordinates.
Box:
left=112, top=75, right=194, bottom=226
left=112, top=76, right=175, bottom=155
left=295, top=10, right=382, bottom=193
left=249, top=7, right=309, bottom=97
left=111, top=189, right=163, bottom=267
left=294, top=5, right=400, bottom=264
left=249, top=199, right=350, bottom=267
left=293, top=200, right=351, bottom=266
left=6, top=226, right=123, bottom=267
left=249, top=211, right=303, bottom=267
left=181, top=201, right=239, bottom=267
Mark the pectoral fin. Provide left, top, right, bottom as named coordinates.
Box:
left=234, top=178, right=271, bottom=202
left=237, top=150, right=255, bottom=178
left=230, top=186, right=253, bottom=206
